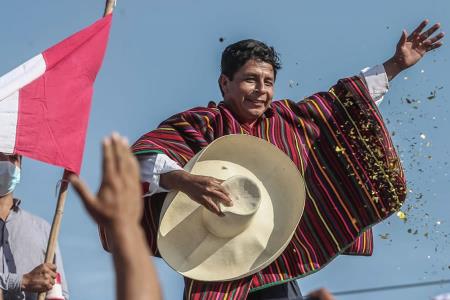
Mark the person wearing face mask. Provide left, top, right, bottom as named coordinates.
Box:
left=0, top=153, right=69, bottom=300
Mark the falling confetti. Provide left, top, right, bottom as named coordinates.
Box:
left=397, top=211, right=407, bottom=221
left=335, top=146, right=345, bottom=153
left=379, top=233, right=390, bottom=240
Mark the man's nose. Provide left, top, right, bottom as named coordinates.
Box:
left=255, top=80, right=267, bottom=93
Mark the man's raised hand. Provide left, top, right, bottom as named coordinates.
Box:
left=384, top=19, right=445, bottom=81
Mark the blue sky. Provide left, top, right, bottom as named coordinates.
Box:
left=1, top=0, right=450, bottom=299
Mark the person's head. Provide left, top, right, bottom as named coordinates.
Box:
left=219, top=39, right=281, bottom=124
left=0, top=153, right=21, bottom=197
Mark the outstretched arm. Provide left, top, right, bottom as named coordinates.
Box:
left=69, top=134, right=162, bottom=300
left=383, top=19, right=444, bottom=81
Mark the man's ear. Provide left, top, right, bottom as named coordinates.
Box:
left=219, top=74, right=230, bottom=95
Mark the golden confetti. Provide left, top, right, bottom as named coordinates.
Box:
left=397, top=211, right=407, bottom=220
left=335, top=146, right=345, bottom=153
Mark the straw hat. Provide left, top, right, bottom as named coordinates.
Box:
left=157, top=134, right=305, bottom=281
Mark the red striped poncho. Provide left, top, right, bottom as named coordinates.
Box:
left=105, top=76, right=407, bottom=299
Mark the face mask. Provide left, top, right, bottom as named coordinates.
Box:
left=0, top=161, right=21, bottom=197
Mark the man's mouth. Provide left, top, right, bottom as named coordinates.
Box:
left=245, top=98, right=266, bottom=105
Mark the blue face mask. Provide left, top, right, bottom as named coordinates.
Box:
left=0, top=161, right=21, bottom=197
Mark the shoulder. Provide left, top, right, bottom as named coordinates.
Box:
left=18, top=209, right=51, bottom=234
left=271, top=99, right=302, bottom=117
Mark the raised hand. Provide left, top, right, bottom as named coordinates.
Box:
left=69, top=133, right=142, bottom=229
left=384, top=20, right=445, bottom=81
left=70, top=134, right=163, bottom=300
left=306, top=288, right=335, bottom=300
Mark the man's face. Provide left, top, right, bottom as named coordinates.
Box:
left=0, top=153, right=20, bottom=168
left=220, top=59, right=275, bottom=124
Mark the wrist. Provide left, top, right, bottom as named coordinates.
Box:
left=383, top=56, right=403, bottom=81
left=20, top=274, right=28, bottom=291
left=160, top=170, right=190, bottom=191
left=108, top=223, right=147, bottom=251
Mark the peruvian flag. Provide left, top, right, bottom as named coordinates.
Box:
left=0, top=14, right=112, bottom=174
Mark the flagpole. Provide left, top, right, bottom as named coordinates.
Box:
left=37, top=2, right=116, bottom=299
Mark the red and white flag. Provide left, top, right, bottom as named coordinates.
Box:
left=0, top=15, right=112, bottom=174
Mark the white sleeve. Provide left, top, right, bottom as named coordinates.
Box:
left=138, top=154, right=183, bottom=196
left=358, top=64, right=389, bottom=106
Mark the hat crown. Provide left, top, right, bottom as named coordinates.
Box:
left=220, top=175, right=261, bottom=215
left=202, top=175, right=262, bottom=238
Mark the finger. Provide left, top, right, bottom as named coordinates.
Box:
left=211, top=189, right=233, bottom=207
left=398, top=29, right=408, bottom=46
left=111, top=132, right=124, bottom=173
left=48, top=270, right=57, bottom=279
left=427, top=32, right=445, bottom=44
left=102, top=137, right=115, bottom=182
left=204, top=198, right=224, bottom=216
left=45, top=263, right=57, bottom=271
left=118, top=135, right=138, bottom=178
left=211, top=185, right=233, bottom=206
left=69, top=174, right=102, bottom=214
left=427, top=41, right=443, bottom=51
left=409, top=19, right=429, bottom=40
left=419, top=23, right=441, bottom=41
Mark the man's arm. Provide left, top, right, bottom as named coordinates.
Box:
left=69, top=134, right=162, bottom=300
left=138, top=153, right=232, bottom=216
left=383, top=20, right=444, bottom=81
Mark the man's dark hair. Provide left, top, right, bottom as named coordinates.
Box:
left=220, top=39, right=281, bottom=84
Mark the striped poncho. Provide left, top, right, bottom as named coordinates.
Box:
left=123, top=76, right=406, bottom=299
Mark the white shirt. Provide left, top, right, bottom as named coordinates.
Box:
left=139, top=64, right=390, bottom=196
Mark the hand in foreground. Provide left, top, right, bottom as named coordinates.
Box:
left=69, top=133, right=142, bottom=229
left=21, top=263, right=57, bottom=292
left=384, top=19, right=444, bottom=80
left=160, top=170, right=233, bottom=216
left=70, top=133, right=162, bottom=300
left=306, top=288, right=335, bottom=300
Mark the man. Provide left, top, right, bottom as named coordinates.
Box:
left=0, top=153, right=69, bottom=299
left=103, top=20, right=443, bottom=299
left=70, top=133, right=336, bottom=300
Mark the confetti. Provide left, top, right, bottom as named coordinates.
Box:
left=379, top=233, right=390, bottom=240
left=397, top=211, right=407, bottom=221
left=335, top=146, right=345, bottom=153
left=427, top=91, right=437, bottom=100
left=289, top=80, right=299, bottom=88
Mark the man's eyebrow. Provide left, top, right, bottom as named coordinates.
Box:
left=242, top=72, right=274, bottom=79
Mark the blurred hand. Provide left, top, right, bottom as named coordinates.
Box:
left=160, top=170, right=232, bottom=216
left=384, top=19, right=445, bottom=80
left=307, top=288, right=335, bottom=300
left=21, top=263, right=57, bottom=292
left=69, top=133, right=142, bottom=229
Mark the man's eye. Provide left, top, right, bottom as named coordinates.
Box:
left=265, top=81, right=273, bottom=87
left=245, top=78, right=256, bottom=83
